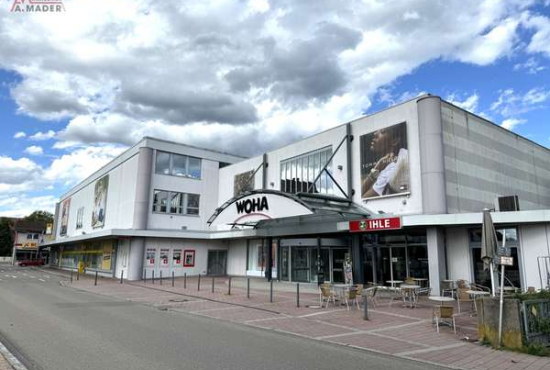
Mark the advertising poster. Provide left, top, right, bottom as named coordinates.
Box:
left=60, top=198, right=71, bottom=236
left=102, top=242, right=112, bottom=270
left=234, top=170, right=254, bottom=197
left=146, top=248, right=156, bottom=266
left=92, top=175, right=109, bottom=228
left=360, top=122, right=410, bottom=199
left=184, top=250, right=195, bottom=267
left=160, top=249, right=169, bottom=267
left=173, top=249, right=182, bottom=267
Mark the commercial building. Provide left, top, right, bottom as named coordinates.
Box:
left=45, top=94, right=550, bottom=293
left=11, top=220, right=48, bottom=263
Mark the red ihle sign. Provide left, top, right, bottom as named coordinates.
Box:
left=349, top=217, right=402, bottom=232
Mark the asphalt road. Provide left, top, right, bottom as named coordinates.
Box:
left=0, top=264, right=448, bottom=370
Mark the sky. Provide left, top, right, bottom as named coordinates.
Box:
left=0, top=0, right=549, bottom=217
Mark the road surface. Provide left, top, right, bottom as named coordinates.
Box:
left=0, top=264, right=448, bottom=370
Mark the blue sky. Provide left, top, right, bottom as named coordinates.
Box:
left=0, top=0, right=549, bottom=217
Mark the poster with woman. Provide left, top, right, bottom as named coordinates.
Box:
left=360, top=122, right=410, bottom=199
left=60, top=198, right=71, bottom=236
left=92, top=175, right=109, bottom=228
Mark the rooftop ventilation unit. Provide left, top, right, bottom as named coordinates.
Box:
left=495, top=195, right=520, bottom=212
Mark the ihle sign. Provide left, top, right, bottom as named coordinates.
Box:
left=349, top=217, right=402, bottom=232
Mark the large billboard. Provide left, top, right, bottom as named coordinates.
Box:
left=60, top=198, right=70, bottom=236
left=360, top=122, right=410, bottom=199
left=92, top=175, right=109, bottom=228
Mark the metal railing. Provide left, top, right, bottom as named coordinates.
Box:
left=522, top=299, right=550, bottom=346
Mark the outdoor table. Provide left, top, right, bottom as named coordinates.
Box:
left=428, top=296, right=455, bottom=305
left=412, top=278, right=428, bottom=287
left=400, top=284, right=420, bottom=308
left=386, top=280, right=403, bottom=288
left=466, top=290, right=490, bottom=313
left=332, top=284, right=353, bottom=302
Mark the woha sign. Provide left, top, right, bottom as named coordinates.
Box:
left=236, top=196, right=269, bottom=214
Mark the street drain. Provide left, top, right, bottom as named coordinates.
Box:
left=168, top=299, right=189, bottom=303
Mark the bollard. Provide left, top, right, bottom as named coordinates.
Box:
left=270, top=280, right=273, bottom=303
left=184, top=273, right=187, bottom=289
left=143, top=269, right=146, bottom=283
left=296, top=283, right=300, bottom=307
left=228, top=276, right=232, bottom=295
left=363, top=292, right=369, bottom=320
left=120, top=270, right=124, bottom=284
left=160, top=270, right=163, bottom=286
left=198, top=274, right=201, bottom=291
left=172, top=271, right=174, bottom=287
left=211, top=277, right=215, bottom=293
left=77, top=269, right=80, bottom=281
left=70, top=269, right=73, bottom=283
left=247, top=278, right=250, bottom=299
left=152, top=270, right=155, bottom=284
left=94, top=270, right=98, bottom=286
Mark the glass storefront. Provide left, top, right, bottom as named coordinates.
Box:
left=362, top=230, right=429, bottom=285
left=58, top=240, right=116, bottom=273
left=278, top=238, right=350, bottom=283
left=469, top=227, right=521, bottom=288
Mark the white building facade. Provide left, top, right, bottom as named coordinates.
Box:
left=46, top=95, right=550, bottom=293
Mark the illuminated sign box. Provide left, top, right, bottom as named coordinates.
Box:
left=349, top=217, right=402, bottom=233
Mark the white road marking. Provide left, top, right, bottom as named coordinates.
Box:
left=4, top=275, right=9, bottom=277
left=11, top=276, right=17, bottom=279
left=39, top=279, right=45, bottom=282
left=29, top=276, right=35, bottom=279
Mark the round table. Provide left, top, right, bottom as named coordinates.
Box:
left=386, top=280, right=403, bottom=288
left=401, top=284, right=421, bottom=308
left=412, top=278, right=428, bottom=287
left=466, top=290, right=490, bottom=313
left=428, top=296, right=455, bottom=305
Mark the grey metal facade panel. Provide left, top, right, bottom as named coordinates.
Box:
left=441, top=102, right=550, bottom=213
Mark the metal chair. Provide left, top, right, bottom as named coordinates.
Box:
left=433, top=306, right=456, bottom=334
left=364, top=286, right=378, bottom=308
left=342, top=287, right=360, bottom=310
left=319, top=285, right=336, bottom=308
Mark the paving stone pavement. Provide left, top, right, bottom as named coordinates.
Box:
left=0, top=354, right=13, bottom=370
left=51, top=270, right=550, bottom=370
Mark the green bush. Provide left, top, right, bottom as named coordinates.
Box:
left=514, top=290, right=550, bottom=302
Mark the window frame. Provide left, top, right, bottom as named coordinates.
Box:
left=152, top=189, right=200, bottom=216
left=154, top=151, right=202, bottom=180
left=280, top=146, right=333, bottom=195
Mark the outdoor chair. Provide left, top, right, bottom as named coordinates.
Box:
left=441, top=280, right=456, bottom=298
left=364, top=286, right=378, bottom=307
left=353, top=284, right=364, bottom=306
left=404, top=277, right=416, bottom=285
left=527, top=286, right=536, bottom=294
left=387, top=286, right=402, bottom=307
left=433, top=306, right=456, bottom=334
left=457, top=287, right=474, bottom=314
left=319, top=285, right=336, bottom=308
left=342, top=287, right=360, bottom=310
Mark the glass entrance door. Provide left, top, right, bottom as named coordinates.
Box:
left=291, top=247, right=309, bottom=282
left=280, top=246, right=290, bottom=281
left=332, top=249, right=348, bottom=283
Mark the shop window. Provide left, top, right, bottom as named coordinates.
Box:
left=153, top=190, right=200, bottom=216
left=280, top=147, right=333, bottom=195
left=155, top=151, right=202, bottom=179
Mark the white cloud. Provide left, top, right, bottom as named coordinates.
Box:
left=513, top=57, right=546, bottom=74
left=13, top=131, right=26, bottom=139
left=491, top=87, right=550, bottom=117
left=29, top=130, right=56, bottom=141
left=0, top=195, right=58, bottom=218
left=501, top=118, right=526, bottom=130
left=0, top=0, right=538, bottom=157
left=24, top=146, right=44, bottom=156
left=524, top=14, right=550, bottom=57
left=446, top=92, right=480, bottom=113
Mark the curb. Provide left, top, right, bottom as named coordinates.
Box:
left=0, top=340, right=28, bottom=370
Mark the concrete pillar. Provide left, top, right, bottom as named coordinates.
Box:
left=133, top=147, right=153, bottom=230
left=417, top=96, right=447, bottom=214
left=427, top=227, right=447, bottom=295
left=127, top=237, right=145, bottom=281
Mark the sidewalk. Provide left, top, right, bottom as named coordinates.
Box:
left=54, top=270, right=550, bottom=370
left=0, top=355, right=13, bottom=370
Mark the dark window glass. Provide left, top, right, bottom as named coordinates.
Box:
left=172, top=154, right=187, bottom=177
left=155, top=152, right=171, bottom=175
left=188, top=157, right=201, bottom=179
left=153, top=190, right=169, bottom=213
left=187, top=194, right=200, bottom=215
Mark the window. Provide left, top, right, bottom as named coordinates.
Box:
left=76, top=207, right=84, bottom=229
left=27, top=233, right=33, bottom=239
left=280, top=147, right=333, bottom=195
left=33, top=234, right=40, bottom=239
left=153, top=190, right=200, bottom=216
left=155, top=151, right=201, bottom=179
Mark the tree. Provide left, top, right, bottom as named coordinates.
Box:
left=24, top=210, right=54, bottom=224
left=0, top=218, right=13, bottom=257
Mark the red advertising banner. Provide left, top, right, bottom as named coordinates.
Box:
left=349, top=217, right=402, bottom=233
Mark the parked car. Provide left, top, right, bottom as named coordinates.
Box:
left=18, top=259, right=45, bottom=267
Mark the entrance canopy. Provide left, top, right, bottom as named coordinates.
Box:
left=208, top=190, right=374, bottom=231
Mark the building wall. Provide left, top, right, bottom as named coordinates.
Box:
left=55, top=153, right=140, bottom=239
left=446, top=227, right=472, bottom=282
left=518, top=224, right=550, bottom=290
left=143, top=238, right=227, bottom=278
left=442, top=101, right=550, bottom=213
left=227, top=239, right=247, bottom=276
left=218, top=157, right=264, bottom=204
left=147, top=154, right=221, bottom=231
